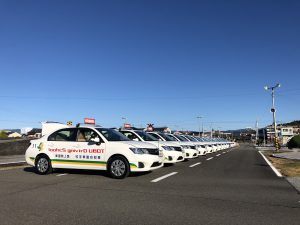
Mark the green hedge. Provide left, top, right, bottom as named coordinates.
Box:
left=287, top=135, right=300, bottom=149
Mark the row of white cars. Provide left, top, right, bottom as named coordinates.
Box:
left=25, top=123, right=237, bottom=179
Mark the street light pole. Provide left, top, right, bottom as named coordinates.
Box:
left=264, top=83, right=281, bottom=151
left=217, top=127, right=222, bottom=138
left=121, top=117, right=126, bottom=128
left=196, top=116, right=203, bottom=137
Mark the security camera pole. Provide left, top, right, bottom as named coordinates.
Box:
left=264, top=83, right=281, bottom=151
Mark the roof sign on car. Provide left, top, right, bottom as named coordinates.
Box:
left=84, top=118, right=95, bottom=125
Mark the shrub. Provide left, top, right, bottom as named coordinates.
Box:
left=287, top=135, right=300, bottom=149
left=0, top=131, right=8, bottom=139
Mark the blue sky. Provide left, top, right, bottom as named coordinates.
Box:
left=0, top=0, right=299, bottom=131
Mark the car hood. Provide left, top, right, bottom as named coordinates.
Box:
left=176, top=141, right=195, bottom=146
left=117, top=141, right=158, bottom=149
left=146, top=141, right=181, bottom=148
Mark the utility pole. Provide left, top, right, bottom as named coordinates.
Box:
left=255, top=120, right=258, bottom=145
left=264, top=83, right=281, bottom=151
left=263, top=128, right=266, bottom=146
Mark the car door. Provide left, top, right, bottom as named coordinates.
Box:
left=46, top=128, right=78, bottom=169
left=74, top=128, right=107, bottom=170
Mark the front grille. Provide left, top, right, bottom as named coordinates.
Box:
left=190, top=146, right=196, bottom=149
left=173, top=146, right=182, bottom=152
left=145, top=148, right=159, bottom=155
left=151, top=162, right=162, bottom=167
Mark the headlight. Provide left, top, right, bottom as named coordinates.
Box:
left=162, top=146, right=175, bottom=151
left=129, top=148, right=149, bottom=154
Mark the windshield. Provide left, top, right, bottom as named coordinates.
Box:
left=183, top=135, right=195, bottom=141
left=157, top=132, right=174, bottom=141
left=96, top=128, right=130, bottom=141
left=175, top=135, right=188, bottom=141
left=165, top=134, right=178, bottom=141
left=188, top=136, right=199, bottom=142
left=135, top=131, right=158, bottom=141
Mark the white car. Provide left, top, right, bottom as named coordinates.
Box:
left=205, top=144, right=214, bottom=153
left=119, top=129, right=184, bottom=163
left=162, top=133, right=199, bottom=159
left=183, top=135, right=208, bottom=156
left=25, top=126, right=164, bottom=179
left=193, top=137, right=213, bottom=154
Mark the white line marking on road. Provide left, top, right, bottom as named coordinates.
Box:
left=216, top=154, right=221, bottom=157
left=151, top=172, right=178, bottom=183
left=206, top=157, right=213, bottom=161
left=222, top=152, right=226, bottom=154
left=258, top=151, right=283, bottom=177
left=56, top=173, right=68, bottom=177
left=189, top=162, right=202, bottom=168
left=0, top=161, right=26, bottom=165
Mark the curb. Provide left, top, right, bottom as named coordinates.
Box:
left=0, top=161, right=27, bottom=168
left=272, top=154, right=300, bottom=161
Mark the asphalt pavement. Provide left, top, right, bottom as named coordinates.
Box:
left=0, top=144, right=299, bottom=225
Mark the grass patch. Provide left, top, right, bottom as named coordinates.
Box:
left=262, top=151, right=300, bottom=177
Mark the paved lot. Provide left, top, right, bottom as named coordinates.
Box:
left=0, top=144, right=299, bottom=225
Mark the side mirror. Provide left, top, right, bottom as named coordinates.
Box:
left=90, top=137, right=101, bottom=145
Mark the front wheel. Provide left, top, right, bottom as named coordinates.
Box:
left=107, top=156, right=130, bottom=179
left=35, top=155, right=52, bottom=175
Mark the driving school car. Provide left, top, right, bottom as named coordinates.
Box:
left=25, top=126, right=163, bottom=179
left=119, top=129, right=184, bottom=163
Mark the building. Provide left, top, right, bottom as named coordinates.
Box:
left=280, top=127, right=294, bottom=145
left=265, top=123, right=300, bottom=146
left=8, top=132, right=22, bottom=138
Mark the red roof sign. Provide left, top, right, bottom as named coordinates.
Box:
left=84, top=118, right=95, bottom=124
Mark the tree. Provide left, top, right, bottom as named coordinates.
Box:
left=287, top=135, right=300, bottom=149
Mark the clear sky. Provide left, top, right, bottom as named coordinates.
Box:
left=0, top=0, right=299, bottom=131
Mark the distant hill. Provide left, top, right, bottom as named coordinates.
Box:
left=2, top=129, right=21, bottom=133
left=279, top=120, right=300, bottom=127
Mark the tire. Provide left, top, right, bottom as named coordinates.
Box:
left=107, top=156, right=130, bottom=179
left=35, top=155, right=52, bottom=175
